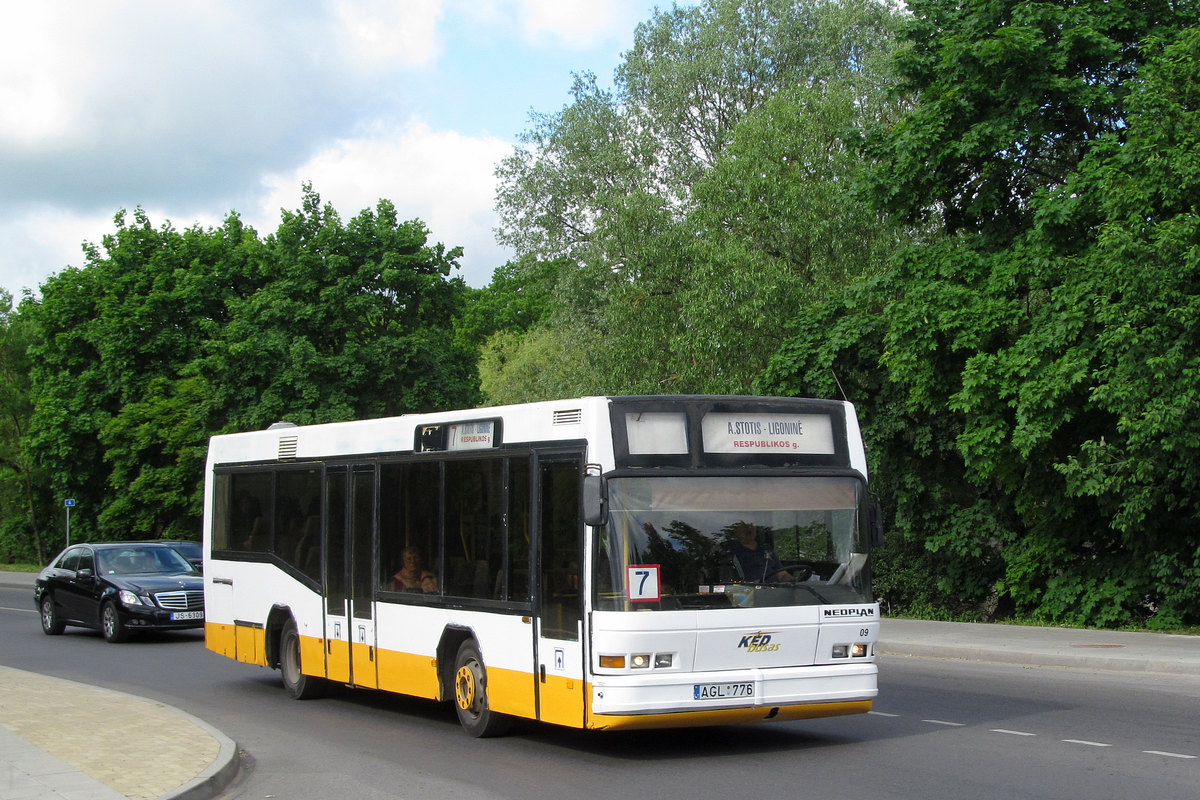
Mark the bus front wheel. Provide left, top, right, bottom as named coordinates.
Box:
left=281, top=619, right=325, bottom=700
left=452, top=640, right=511, bottom=738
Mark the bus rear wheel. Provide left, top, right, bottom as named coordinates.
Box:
left=452, top=640, right=511, bottom=738
left=281, top=618, right=325, bottom=700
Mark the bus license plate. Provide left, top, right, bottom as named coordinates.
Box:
left=170, top=611, right=203, bottom=620
left=694, top=682, right=754, bottom=700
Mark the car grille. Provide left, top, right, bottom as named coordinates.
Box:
left=154, top=590, right=204, bottom=612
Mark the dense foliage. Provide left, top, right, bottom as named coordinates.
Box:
left=762, top=1, right=1200, bottom=627
left=4, top=188, right=476, bottom=558
left=493, top=0, right=908, bottom=395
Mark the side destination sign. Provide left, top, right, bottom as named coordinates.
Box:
left=702, top=413, right=835, bottom=455
left=447, top=420, right=495, bottom=451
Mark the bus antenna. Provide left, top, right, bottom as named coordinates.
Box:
left=831, top=369, right=849, bottom=402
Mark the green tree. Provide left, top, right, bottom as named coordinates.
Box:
left=199, top=188, right=479, bottom=432
left=455, top=256, right=561, bottom=352
left=0, top=291, right=44, bottom=563
left=765, top=1, right=1200, bottom=626
left=25, top=209, right=265, bottom=542
left=23, top=189, right=479, bottom=546
left=493, top=0, right=905, bottom=398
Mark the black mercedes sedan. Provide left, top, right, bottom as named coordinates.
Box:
left=35, top=542, right=205, bottom=643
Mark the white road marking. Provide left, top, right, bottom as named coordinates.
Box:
left=1142, top=751, right=1197, bottom=760
left=0, top=605, right=37, bottom=614
left=868, top=710, right=1194, bottom=760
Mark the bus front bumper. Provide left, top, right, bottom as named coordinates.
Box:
left=589, top=662, right=877, bottom=719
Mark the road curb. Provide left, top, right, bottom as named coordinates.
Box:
left=161, top=707, right=240, bottom=800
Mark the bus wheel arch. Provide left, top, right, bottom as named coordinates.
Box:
left=264, top=605, right=293, bottom=670
left=436, top=626, right=474, bottom=702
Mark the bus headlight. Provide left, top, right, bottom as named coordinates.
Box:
left=654, top=653, right=673, bottom=669
left=851, top=643, right=868, bottom=657
left=832, top=644, right=848, bottom=658
left=631, top=654, right=651, bottom=669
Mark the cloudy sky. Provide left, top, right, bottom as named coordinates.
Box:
left=0, top=0, right=675, bottom=295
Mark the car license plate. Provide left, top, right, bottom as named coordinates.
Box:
left=170, top=611, right=203, bottom=620
left=694, top=681, right=754, bottom=700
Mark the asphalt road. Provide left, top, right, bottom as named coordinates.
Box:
left=2, top=584, right=1198, bottom=799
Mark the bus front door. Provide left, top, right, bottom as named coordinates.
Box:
left=323, top=466, right=379, bottom=688
left=534, top=456, right=585, bottom=727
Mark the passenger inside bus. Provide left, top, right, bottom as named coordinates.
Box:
left=391, top=547, right=437, bottom=593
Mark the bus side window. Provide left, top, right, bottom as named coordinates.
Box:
left=229, top=472, right=271, bottom=552
left=539, top=459, right=581, bottom=640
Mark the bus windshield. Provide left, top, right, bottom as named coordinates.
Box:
left=595, top=476, right=872, bottom=610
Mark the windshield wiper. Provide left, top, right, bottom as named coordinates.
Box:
left=761, top=581, right=831, bottom=603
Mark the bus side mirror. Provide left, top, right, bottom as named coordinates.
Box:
left=869, top=501, right=884, bottom=548
left=583, top=475, right=607, bottom=527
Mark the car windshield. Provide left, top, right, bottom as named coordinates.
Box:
left=595, top=476, right=873, bottom=610
left=96, top=546, right=195, bottom=575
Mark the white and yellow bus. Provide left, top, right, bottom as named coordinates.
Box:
left=202, top=395, right=882, bottom=736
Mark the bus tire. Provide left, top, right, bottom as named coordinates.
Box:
left=452, top=640, right=511, bottom=738
left=281, top=618, right=324, bottom=700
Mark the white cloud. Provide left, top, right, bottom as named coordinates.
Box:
left=515, top=0, right=641, bottom=49
left=256, top=120, right=514, bottom=287
left=0, top=207, right=108, bottom=296
left=0, top=0, right=657, bottom=295
left=335, top=0, right=447, bottom=68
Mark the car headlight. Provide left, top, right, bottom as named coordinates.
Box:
left=118, top=590, right=145, bottom=606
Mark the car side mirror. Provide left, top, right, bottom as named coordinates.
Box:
left=76, top=568, right=94, bottom=579
left=583, top=475, right=607, bottom=527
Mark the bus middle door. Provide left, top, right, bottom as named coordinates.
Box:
left=323, top=465, right=379, bottom=689
left=534, top=455, right=585, bottom=727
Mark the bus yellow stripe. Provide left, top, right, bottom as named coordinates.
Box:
left=485, top=665, right=537, bottom=718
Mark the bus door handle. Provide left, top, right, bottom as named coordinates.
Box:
left=540, top=664, right=546, bottom=683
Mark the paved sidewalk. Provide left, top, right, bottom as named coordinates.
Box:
left=0, top=666, right=238, bottom=800
left=878, top=617, right=1200, bottom=676
left=2, top=569, right=1197, bottom=800
left=1, top=572, right=238, bottom=800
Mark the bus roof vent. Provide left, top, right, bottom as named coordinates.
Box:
left=553, top=408, right=583, bottom=426
left=277, top=435, right=299, bottom=460
left=267, top=421, right=297, bottom=430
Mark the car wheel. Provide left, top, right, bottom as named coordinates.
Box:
left=452, top=640, right=511, bottom=738
left=280, top=619, right=324, bottom=699
left=40, top=594, right=66, bottom=635
left=100, top=601, right=129, bottom=643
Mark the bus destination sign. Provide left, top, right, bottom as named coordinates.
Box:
left=446, top=420, right=496, bottom=451
left=702, top=413, right=835, bottom=455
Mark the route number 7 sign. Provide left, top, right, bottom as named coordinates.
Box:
left=627, top=564, right=661, bottom=602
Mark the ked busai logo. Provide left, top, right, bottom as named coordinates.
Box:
left=738, top=631, right=780, bottom=653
